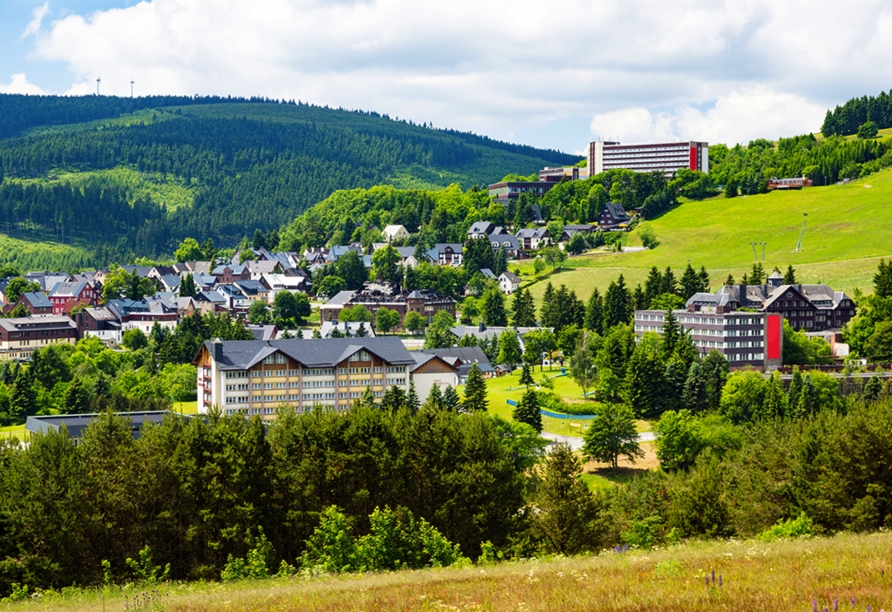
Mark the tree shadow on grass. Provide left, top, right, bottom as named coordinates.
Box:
left=587, top=466, right=651, bottom=485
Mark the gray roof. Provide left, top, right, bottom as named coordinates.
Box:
left=500, top=271, right=521, bottom=283
left=418, top=346, right=491, bottom=367
left=201, top=337, right=414, bottom=370
left=26, top=411, right=172, bottom=439
left=490, top=235, right=519, bottom=250
left=22, top=291, right=52, bottom=308
left=325, top=290, right=357, bottom=306
left=0, top=316, right=77, bottom=332
left=480, top=268, right=497, bottom=280
left=468, top=221, right=494, bottom=235
left=516, top=228, right=548, bottom=239
left=159, top=275, right=181, bottom=289
left=599, top=204, right=629, bottom=224
left=247, top=325, right=278, bottom=341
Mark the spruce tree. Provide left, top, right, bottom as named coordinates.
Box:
left=492, top=245, right=508, bottom=276
left=511, top=287, right=536, bottom=327
left=681, top=361, right=708, bottom=413
left=795, top=374, right=817, bottom=418
left=531, top=443, right=603, bottom=554
left=462, top=364, right=488, bottom=412
left=783, top=264, right=797, bottom=284
left=442, top=386, right=461, bottom=412
left=513, top=389, right=542, bottom=432
left=603, top=274, right=631, bottom=329
left=643, top=266, right=663, bottom=306
left=584, top=288, right=603, bottom=334
left=406, top=381, right=420, bottom=413
left=863, top=375, right=883, bottom=402
left=698, top=266, right=710, bottom=292
left=725, top=274, right=735, bottom=287
left=680, top=263, right=703, bottom=300
left=701, top=349, right=730, bottom=410
left=874, top=259, right=892, bottom=297
left=786, top=367, right=803, bottom=418
left=10, top=367, right=37, bottom=424
left=482, top=288, right=508, bottom=327
left=660, top=310, right=682, bottom=357
left=424, top=384, right=443, bottom=410
left=539, top=283, right=556, bottom=328
left=624, top=340, right=665, bottom=418
left=660, top=266, right=678, bottom=295
left=662, top=359, right=686, bottom=412
left=63, top=376, right=93, bottom=415
left=760, top=372, right=785, bottom=419
left=632, top=284, right=647, bottom=310
left=519, top=362, right=535, bottom=388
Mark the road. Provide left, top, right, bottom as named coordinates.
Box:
left=541, top=430, right=654, bottom=451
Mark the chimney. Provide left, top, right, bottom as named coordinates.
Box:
left=478, top=322, right=486, bottom=332
left=212, top=338, right=223, bottom=362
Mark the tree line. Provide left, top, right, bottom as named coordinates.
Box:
left=820, top=89, right=892, bottom=137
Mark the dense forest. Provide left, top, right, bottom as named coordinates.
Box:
left=821, top=89, right=892, bottom=137
left=0, top=95, right=576, bottom=264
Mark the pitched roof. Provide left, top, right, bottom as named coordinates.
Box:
left=500, top=271, right=521, bottom=283
left=199, top=337, right=414, bottom=370
left=49, top=281, right=88, bottom=298
left=417, top=346, right=491, bottom=367
left=21, top=291, right=52, bottom=308
left=468, top=221, right=494, bottom=235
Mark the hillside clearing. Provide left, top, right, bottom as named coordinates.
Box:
left=520, top=168, right=892, bottom=304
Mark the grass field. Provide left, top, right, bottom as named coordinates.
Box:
left=8, top=532, right=889, bottom=612
left=0, top=423, right=27, bottom=442
left=519, top=167, right=892, bottom=305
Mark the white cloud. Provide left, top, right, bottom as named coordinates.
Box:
left=21, top=3, right=50, bottom=40
left=0, top=73, right=47, bottom=95
left=22, top=0, right=892, bottom=149
left=591, top=87, right=827, bottom=146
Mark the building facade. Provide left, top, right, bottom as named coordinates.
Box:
left=634, top=309, right=783, bottom=370
left=0, top=316, right=79, bottom=360
left=588, top=141, right=708, bottom=177
left=194, top=337, right=417, bottom=418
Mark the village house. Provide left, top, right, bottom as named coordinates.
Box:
left=382, top=224, right=410, bottom=243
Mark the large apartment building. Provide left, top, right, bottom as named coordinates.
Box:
left=633, top=310, right=783, bottom=370
left=588, top=141, right=708, bottom=177
left=0, top=316, right=79, bottom=360
left=194, top=337, right=428, bottom=418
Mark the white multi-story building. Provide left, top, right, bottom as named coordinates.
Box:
left=193, top=337, right=454, bottom=418
left=588, top=141, right=708, bottom=177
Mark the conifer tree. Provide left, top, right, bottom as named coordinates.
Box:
left=661, top=359, right=686, bottom=413
left=681, top=361, right=708, bottom=413
left=680, top=263, right=703, bottom=300
left=660, top=266, right=678, bottom=295
left=442, top=386, right=461, bottom=412
left=783, top=264, right=797, bottom=285
left=874, top=259, right=892, bottom=298
left=406, top=381, right=420, bottom=413
left=63, top=376, right=93, bottom=414
left=462, top=364, right=488, bottom=412
left=492, top=245, right=508, bottom=276
left=698, top=266, right=710, bottom=292
left=179, top=273, right=197, bottom=297
left=510, top=287, right=536, bottom=327
left=513, top=389, right=542, bottom=432
left=603, top=274, right=631, bottom=329
left=863, top=375, right=883, bottom=402
left=787, top=367, right=803, bottom=418
left=795, top=374, right=817, bottom=418
left=424, top=384, right=443, bottom=410
left=10, top=366, right=37, bottom=424
left=519, top=362, right=535, bottom=388
left=624, top=340, right=665, bottom=418
left=760, top=371, right=785, bottom=419
left=644, top=266, right=663, bottom=306
left=661, top=309, right=682, bottom=357
left=584, top=288, right=604, bottom=334
left=539, top=283, right=556, bottom=329
left=725, top=274, right=735, bottom=287
left=632, top=284, right=647, bottom=310
left=701, top=349, right=730, bottom=410
left=531, top=443, right=603, bottom=554
left=582, top=403, right=642, bottom=471
left=482, top=288, right=508, bottom=327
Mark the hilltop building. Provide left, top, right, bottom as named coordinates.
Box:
left=588, top=140, right=708, bottom=177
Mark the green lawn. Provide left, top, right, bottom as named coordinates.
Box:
left=172, top=401, right=198, bottom=415
left=0, top=423, right=28, bottom=442
left=517, top=167, right=892, bottom=306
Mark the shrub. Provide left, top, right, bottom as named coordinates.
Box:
left=125, top=545, right=170, bottom=585
left=756, top=512, right=813, bottom=542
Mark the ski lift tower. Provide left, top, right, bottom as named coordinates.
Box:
left=795, top=213, right=808, bottom=252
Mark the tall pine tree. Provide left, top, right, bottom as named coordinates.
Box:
left=584, top=288, right=604, bottom=334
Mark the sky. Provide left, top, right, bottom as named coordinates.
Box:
left=2, top=0, right=892, bottom=154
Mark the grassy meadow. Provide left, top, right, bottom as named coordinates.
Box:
left=519, top=167, right=892, bottom=306
left=7, top=532, right=889, bottom=612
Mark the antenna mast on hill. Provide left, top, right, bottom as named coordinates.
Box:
left=96, top=75, right=101, bottom=96
left=131, top=80, right=134, bottom=98
left=795, top=213, right=808, bottom=252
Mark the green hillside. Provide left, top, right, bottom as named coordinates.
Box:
left=524, top=168, right=892, bottom=303
left=0, top=95, right=577, bottom=266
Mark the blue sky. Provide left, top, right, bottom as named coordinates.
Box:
left=3, top=0, right=892, bottom=153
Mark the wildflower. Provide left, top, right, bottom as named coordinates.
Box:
left=813, top=600, right=818, bottom=612
left=705, top=576, right=710, bottom=587
left=834, top=598, right=839, bottom=612
left=851, top=598, right=856, bottom=607
left=718, top=575, right=722, bottom=587
left=711, top=569, right=715, bottom=583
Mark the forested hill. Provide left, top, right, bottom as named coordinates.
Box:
left=0, top=95, right=577, bottom=264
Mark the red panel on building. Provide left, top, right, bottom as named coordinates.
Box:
left=766, top=314, right=782, bottom=360
left=689, top=146, right=697, bottom=170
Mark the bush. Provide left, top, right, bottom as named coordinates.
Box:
left=756, top=512, right=813, bottom=542
left=221, top=528, right=276, bottom=581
